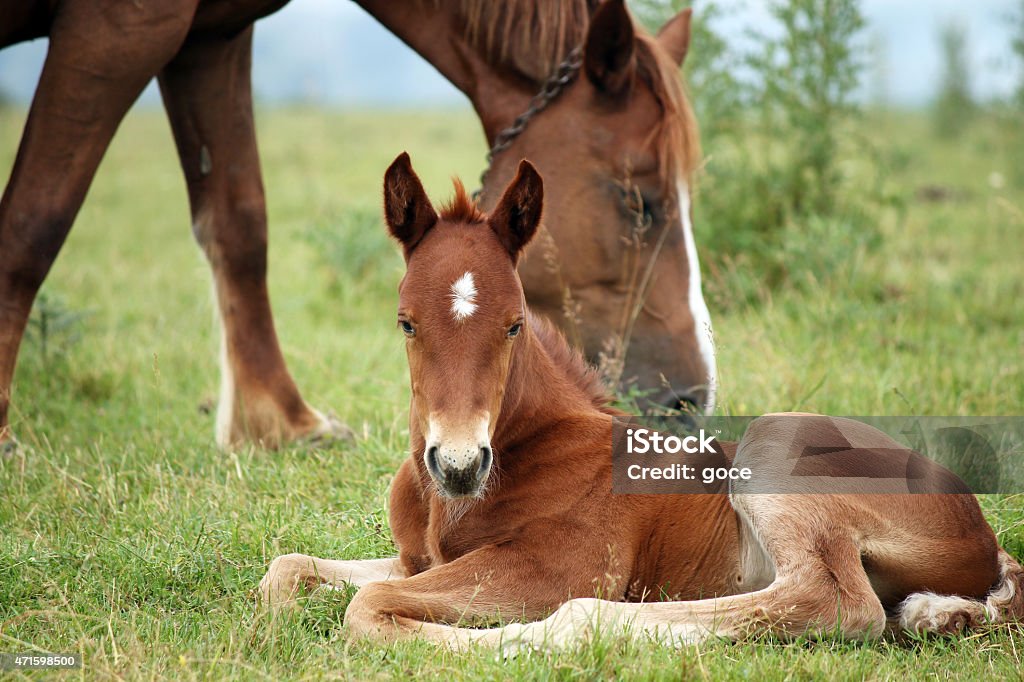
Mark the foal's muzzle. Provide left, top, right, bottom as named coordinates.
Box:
left=425, top=443, right=493, bottom=498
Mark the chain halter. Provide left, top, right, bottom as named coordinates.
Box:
left=473, top=46, right=584, bottom=199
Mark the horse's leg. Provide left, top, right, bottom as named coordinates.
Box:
left=493, top=497, right=1016, bottom=652
left=342, top=541, right=617, bottom=646
left=260, top=555, right=407, bottom=606
left=350, top=520, right=880, bottom=651
left=158, top=28, right=350, bottom=449
left=0, top=0, right=198, bottom=450
left=462, top=493, right=887, bottom=653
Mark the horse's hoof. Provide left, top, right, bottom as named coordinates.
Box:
left=305, top=412, right=356, bottom=446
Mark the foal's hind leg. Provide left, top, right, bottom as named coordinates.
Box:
left=158, top=28, right=351, bottom=449
left=456, top=493, right=887, bottom=653
left=0, top=0, right=197, bottom=450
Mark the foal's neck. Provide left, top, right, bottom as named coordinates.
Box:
left=492, top=311, right=609, bottom=450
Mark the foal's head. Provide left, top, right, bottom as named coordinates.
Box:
left=383, top=153, right=542, bottom=499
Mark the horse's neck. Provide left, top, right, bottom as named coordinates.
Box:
left=354, top=0, right=536, bottom=144
left=492, top=314, right=604, bottom=450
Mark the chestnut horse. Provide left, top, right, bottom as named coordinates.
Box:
left=260, top=155, right=1023, bottom=650
left=0, top=0, right=713, bottom=452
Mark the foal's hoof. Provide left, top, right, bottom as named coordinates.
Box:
left=258, top=554, right=309, bottom=611
left=304, top=411, right=355, bottom=445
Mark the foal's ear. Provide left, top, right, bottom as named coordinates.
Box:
left=383, top=152, right=438, bottom=257
left=584, top=0, right=636, bottom=97
left=657, top=7, right=693, bottom=67
left=488, top=160, right=543, bottom=260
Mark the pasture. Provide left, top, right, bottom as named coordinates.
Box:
left=1, top=104, right=1022, bottom=679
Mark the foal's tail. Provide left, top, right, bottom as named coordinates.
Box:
left=898, top=549, right=1024, bottom=634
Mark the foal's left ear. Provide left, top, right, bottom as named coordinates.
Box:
left=383, top=152, right=438, bottom=258
left=657, top=7, right=693, bottom=67
left=488, top=160, right=543, bottom=261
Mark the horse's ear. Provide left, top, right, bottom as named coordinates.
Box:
left=657, top=7, right=693, bottom=67
left=383, top=152, right=438, bottom=258
left=584, top=0, right=636, bottom=97
left=488, top=160, right=543, bottom=260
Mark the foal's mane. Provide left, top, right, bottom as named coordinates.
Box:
left=438, top=0, right=701, bottom=180
left=530, top=312, right=615, bottom=412
left=439, top=179, right=487, bottom=223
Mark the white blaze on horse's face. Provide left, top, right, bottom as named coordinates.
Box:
left=450, top=271, right=478, bottom=321
left=677, top=180, right=718, bottom=414
left=424, top=412, right=493, bottom=499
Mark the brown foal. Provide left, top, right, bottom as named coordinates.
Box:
left=259, top=156, right=1023, bottom=651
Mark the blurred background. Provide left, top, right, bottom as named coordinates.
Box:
left=0, top=0, right=1021, bottom=108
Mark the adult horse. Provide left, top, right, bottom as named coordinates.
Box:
left=0, top=0, right=713, bottom=451
left=260, top=154, right=1024, bottom=649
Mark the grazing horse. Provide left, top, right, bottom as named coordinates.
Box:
left=260, top=155, right=1023, bottom=649
left=0, top=0, right=714, bottom=452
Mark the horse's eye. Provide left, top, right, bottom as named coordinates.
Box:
left=507, top=323, right=522, bottom=338
left=400, top=320, right=415, bottom=337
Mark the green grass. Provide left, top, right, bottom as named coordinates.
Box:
left=1, top=105, right=1022, bottom=680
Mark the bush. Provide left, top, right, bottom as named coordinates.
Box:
left=932, top=21, right=975, bottom=137
left=302, top=206, right=404, bottom=307
left=632, top=1, right=898, bottom=307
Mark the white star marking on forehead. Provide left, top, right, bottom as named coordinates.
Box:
left=450, top=272, right=478, bottom=321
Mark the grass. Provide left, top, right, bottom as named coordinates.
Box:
left=0, top=104, right=1022, bottom=680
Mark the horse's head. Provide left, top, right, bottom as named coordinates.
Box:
left=383, top=152, right=542, bottom=499
left=471, top=0, right=716, bottom=412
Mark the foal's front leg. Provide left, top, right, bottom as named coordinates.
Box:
left=260, top=555, right=406, bottom=607
left=342, top=543, right=608, bottom=646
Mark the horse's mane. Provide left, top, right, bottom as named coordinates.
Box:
left=439, top=0, right=701, bottom=181
left=439, top=178, right=487, bottom=223
left=528, top=311, right=616, bottom=413
left=446, top=0, right=596, bottom=82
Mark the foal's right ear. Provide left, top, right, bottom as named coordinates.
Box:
left=488, top=160, right=543, bottom=261
left=383, top=152, right=438, bottom=257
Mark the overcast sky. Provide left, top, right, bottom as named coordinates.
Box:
left=0, top=0, right=1019, bottom=108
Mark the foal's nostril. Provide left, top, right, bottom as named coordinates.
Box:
left=425, top=445, right=443, bottom=480
left=478, top=446, right=493, bottom=477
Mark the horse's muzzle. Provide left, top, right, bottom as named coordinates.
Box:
left=642, top=389, right=706, bottom=418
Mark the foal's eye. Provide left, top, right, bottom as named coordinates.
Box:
left=399, top=320, right=415, bottom=337
left=507, top=323, right=522, bottom=338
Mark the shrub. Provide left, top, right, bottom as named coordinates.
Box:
left=932, top=21, right=975, bottom=137
left=631, top=1, right=896, bottom=308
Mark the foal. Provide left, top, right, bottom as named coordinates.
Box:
left=260, top=155, right=1023, bottom=650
